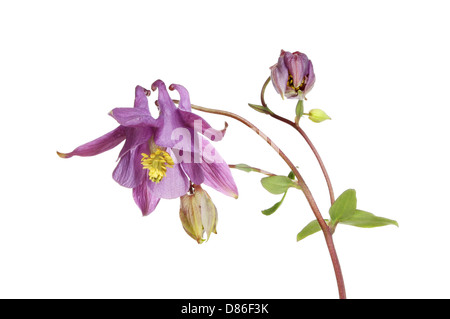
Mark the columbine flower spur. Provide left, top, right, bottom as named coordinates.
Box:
left=58, top=80, right=237, bottom=242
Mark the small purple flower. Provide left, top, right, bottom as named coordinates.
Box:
left=270, top=50, right=316, bottom=100
left=58, top=80, right=238, bottom=217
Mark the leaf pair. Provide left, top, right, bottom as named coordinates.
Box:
left=260, top=174, right=300, bottom=195
left=297, top=189, right=398, bottom=242
left=260, top=172, right=299, bottom=215
left=231, top=165, right=300, bottom=215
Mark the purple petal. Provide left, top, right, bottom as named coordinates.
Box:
left=270, top=51, right=289, bottom=99
left=180, top=162, right=205, bottom=185
left=179, top=111, right=227, bottom=142
left=57, top=126, right=126, bottom=159
left=112, top=143, right=147, bottom=188
left=148, top=163, right=189, bottom=199
left=303, top=60, right=316, bottom=96
left=198, top=138, right=238, bottom=198
left=288, top=51, right=309, bottom=87
left=154, top=109, right=186, bottom=148
left=134, top=85, right=151, bottom=110
left=151, top=80, right=187, bottom=148
left=284, top=52, right=309, bottom=88
left=169, top=83, right=191, bottom=112
left=133, top=182, right=161, bottom=216
left=117, top=127, right=153, bottom=159
left=109, top=108, right=158, bottom=128
left=151, top=80, right=177, bottom=114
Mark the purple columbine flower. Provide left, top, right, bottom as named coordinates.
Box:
left=270, top=49, right=316, bottom=100
left=58, top=80, right=238, bottom=216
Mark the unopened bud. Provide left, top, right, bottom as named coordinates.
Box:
left=308, top=109, right=331, bottom=123
left=179, top=185, right=218, bottom=244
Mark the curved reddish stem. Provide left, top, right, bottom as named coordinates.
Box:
left=260, top=76, right=335, bottom=204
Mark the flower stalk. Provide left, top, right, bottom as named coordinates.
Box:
left=228, top=164, right=276, bottom=176
left=260, top=76, right=335, bottom=204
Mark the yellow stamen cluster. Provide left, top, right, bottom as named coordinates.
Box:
left=141, top=149, right=175, bottom=183
left=288, top=74, right=308, bottom=92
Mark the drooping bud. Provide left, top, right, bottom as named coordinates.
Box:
left=179, top=185, right=218, bottom=244
left=308, top=109, right=331, bottom=123
left=270, top=50, right=316, bottom=100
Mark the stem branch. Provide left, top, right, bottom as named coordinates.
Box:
left=260, top=76, right=335, bottom=204
left=182, top=101, right=346, bottom=299
left=228, top=164, right=276, bottom=176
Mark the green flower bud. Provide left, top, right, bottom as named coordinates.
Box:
left=308, top=109, right=331, bottom=123
left=179, top=185, right=218, bottom=244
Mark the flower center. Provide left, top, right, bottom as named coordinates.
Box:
left=141, top=149, right=174, bottom=183
left=287, top=74, right=308, bottom=92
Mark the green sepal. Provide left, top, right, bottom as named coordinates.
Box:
left=297, top=219, right=329, bottom=242
left=261, top=191, right=288, bottom=216
left=329, top=189, right=357, bottom=224
left=340, top=209, right=398, bottom=228
left=261, top=175, right=301, bottom=195
left=248, top=103, right=273, bottom=115
left=288, top=171, right=295, bottom=179
left=295, top=100, right=304, bottom=124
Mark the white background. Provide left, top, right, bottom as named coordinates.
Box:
left=1, top=0, right=449, bottom=299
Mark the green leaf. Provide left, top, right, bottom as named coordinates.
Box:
left=339, top=209, right=399, bottom=228
left=295, top=100, right=304, bottom=124
left=248, top=103, right=272, bottom=114
left=261, top=175, right=301, bottom=195
left=232, top=163, right=253, bottom=173
left=261, top=191, right=287, bottom=216
left=329, top=189, right=357, bottom=223
left=297, top=219, right=329, bottom=242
